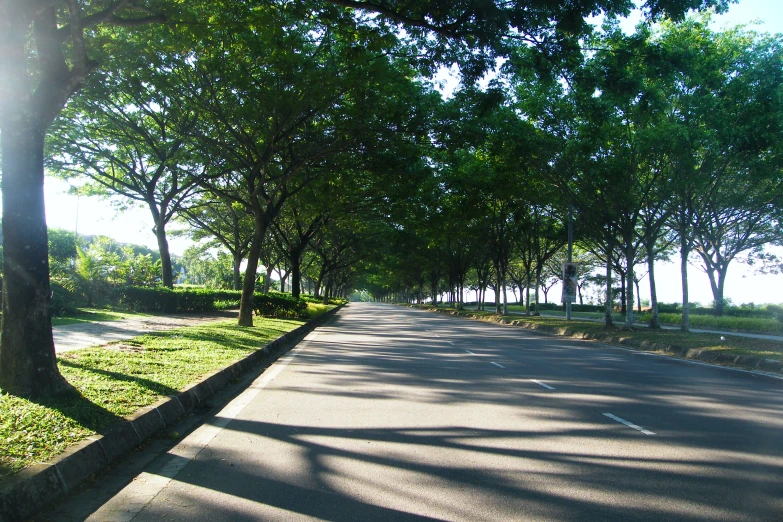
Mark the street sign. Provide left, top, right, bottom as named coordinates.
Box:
left=561, top=262, right=578, bottom=303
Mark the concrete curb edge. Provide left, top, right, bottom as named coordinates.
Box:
left=0, top=305, right=342, bottom=522
left=414, top=305, right=783, bottom=376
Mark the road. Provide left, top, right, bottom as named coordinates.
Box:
left=50, top=302, right=783, bottom=521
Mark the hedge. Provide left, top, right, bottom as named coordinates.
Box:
left=254, top=293, right=308, bottom=318
left=117, top=287, right=241, bottom=313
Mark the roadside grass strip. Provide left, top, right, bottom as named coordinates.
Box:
left=0, top=315, right=315, bottom=481
left=415, top=306, right=783, bottom=363
left=603, top=413, right=656, bottom=435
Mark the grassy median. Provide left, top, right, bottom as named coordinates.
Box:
left=423, top=306, right=783, bottom=360
left=0, top=304, right=334, bottom=481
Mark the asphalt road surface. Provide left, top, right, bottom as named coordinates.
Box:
left=52, top=302, right=783, bottom=521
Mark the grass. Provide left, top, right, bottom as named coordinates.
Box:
left=641, top=312, right=783, bottom=333
left=0, top=315, right=312, bottom=481
left=305, top=302, right=334, bottom=319
left=421, top=305, right=783, bottom=361
left=498, top=305, right=783, bottom=333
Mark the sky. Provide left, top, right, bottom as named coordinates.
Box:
left=14, top=0, right=783, bottom=306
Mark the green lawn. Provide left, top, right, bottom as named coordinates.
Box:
left=420, top=306, right=783, bottom=359
left=484, top=305, right=783, bottom=334
left=0, top=315, right=314, bottom=481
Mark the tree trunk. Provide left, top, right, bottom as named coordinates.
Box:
left=153, top=216, right=174, bottom=288
left=619, top=274, right=626, bottom=314
left=604, top=248, right=614, bottom=328
left=238, top=223, right=264, bottom=326
left=495, top=263, right=501, bottom=314
left=0, top=99, right=69, bottom=396
left=647, top=247, right=660, bottom=329
left=625, top=251, right=635, bottom=329
left=533, top=267, right=541, bottom=316
left=680, top=237, right=690, bottom=331
left=289, top=249, right=303, bottom=299
left=634, top=278, right=641, bottom=314
left=711, top=269, right=728, bottom=317
left=502, top=277, right=508, bottom=316
left=233, top=252, right=243, bottom=291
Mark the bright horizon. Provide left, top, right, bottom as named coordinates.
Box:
left=6, top=0, right=783, bottom=306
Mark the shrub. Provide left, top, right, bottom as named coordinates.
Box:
left=117, top=286, right=242, bottom=313
left=300, top=295, right=347, bottom=306
left=253, top=293, right=307, bottom=318
left=50, top=281, right=80, bottom=316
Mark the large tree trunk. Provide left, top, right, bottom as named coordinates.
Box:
left=289, top=249, right=303, bottom=299
left=153, top=217, right=174, bottom=288
left=238, top=220, right=264, bottom=326
left=0, top=102, right=69, bottom=396
left=699, top=256, right=729, bottom=317
left=710, top=268, right=728, bottom=317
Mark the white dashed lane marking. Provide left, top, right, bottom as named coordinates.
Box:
left=491, top=362, right=505, bottom=369
left=531, top=379, right=555, bottom=390
left=603, top=413, right=655, bottom=435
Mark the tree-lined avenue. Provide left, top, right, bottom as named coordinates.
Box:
left=73, top=303, right=783, bottom=521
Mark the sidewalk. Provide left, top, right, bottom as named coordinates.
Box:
left=53, top=310, right=239, bottom=352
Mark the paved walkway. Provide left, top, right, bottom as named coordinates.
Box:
left=53, top=311, right=239, bottom=352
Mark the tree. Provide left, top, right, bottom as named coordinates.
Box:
left=0, top=0, right=732, bottom=396
left=663, top=21, right=783, bottom=316
left=179, top=246, right=234, bottom=289
left=48, top=48, right=203, bottom=288
left=179, top=197, right=254, bottom=291
left=0, top=0, right=168, bottom=396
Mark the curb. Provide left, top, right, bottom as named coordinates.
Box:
left=0, top=306, right=342, bottom=522
left=415, top=306, right=783, bottom=376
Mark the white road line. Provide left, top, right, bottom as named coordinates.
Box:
left=531, top=379, right=555, bottom=390
left=603, top=413, right=655, bottom=435
left=491, top=362, right=505, bottom=369
left=446, top=341, right=455, bottom=345
left=465, top=350, right=475, bottom=355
